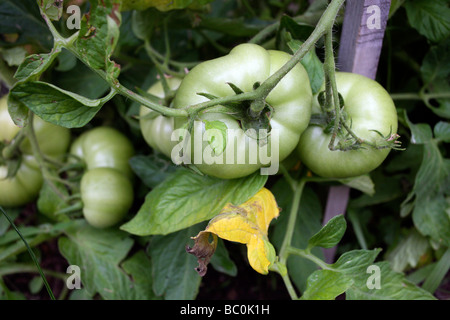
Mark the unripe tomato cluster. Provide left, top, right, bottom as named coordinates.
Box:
left=70, top=127, right=135, bottom=228
left=0, top=43, right=398, bottom=229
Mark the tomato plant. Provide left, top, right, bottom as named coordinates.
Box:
left=297, top=72, right=399, bottom=178
left=0, top=0, right=449, bottom=304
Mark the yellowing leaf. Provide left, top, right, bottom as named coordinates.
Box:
left=187, top=188, right=280, bottom=275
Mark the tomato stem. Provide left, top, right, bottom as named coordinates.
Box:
left=1, top=127, right=27, bottom=161
left=252, top=0, right=345, bottom=102
left=279, top=177, right=306, bottom=265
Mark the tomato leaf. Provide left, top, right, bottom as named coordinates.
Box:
left=307, top=215, right=347, bottom=250
left=386, top=229, right=430, bottom=273
left=9, top=81, right=115, bottom=128
left=121, top=168, right=268, bottom=236
left=400, top=116, right=450, bottom=246
left=339, top=174, right=375, bottom=196
left=287, top=37, right=324, bottom=94
left=129, top=154, right=176, bottom=189
left=149, top=224, right=204, bottom=299
left=73, top=0, right=121, bottom=80
left=345, top=261, right=436, bottom=300
left=0, top=0, right=52, bottom=48
left=404, top=0, right=450, bottom=43
left=301, top=269, right=353, bottom=300
left=420, top=38, right=450, bottom=119
left=58, top=220, right=154, bottom=299
left=14, top=50, right=61, bottom=83
left=434, top=121, right=450, bottom=143
left=121, top=251, right=161, bottom=300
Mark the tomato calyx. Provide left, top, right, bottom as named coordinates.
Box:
left=312, top=89, right=403, bottom=152
left=0, top=154, right=22, bottom=180
left=197, top=81, right=274, bottom=142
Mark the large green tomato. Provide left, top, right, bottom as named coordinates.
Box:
left=173, top=43, right=312, bottom=179
left=297, top=72, right=398, bottom=179
left=80, top=167, right=134, bottom=228
left=71, top=126, right=135, bottom=228
left=140, top=77, right=182, bottom=158
left=0, top=96, right=71, bottom=207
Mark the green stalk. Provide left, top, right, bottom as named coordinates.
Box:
left=279, top=178, right=306, bottom=265
left=323, top=28, right=343, bottom=151
left=390, top=92, right=450, bottom=101
left=288, top=247, right=335, bottom=271
left=250, top=0, right=346, bottom=115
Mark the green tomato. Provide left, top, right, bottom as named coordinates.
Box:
left=140, top=77, right=182, bottom=158
left=0, top=156, right=43, bottom=208
left=173, top=43, right=312, bottom=179
left=0, top=96, right=71, bottom=207
left=80, top=167, right=134, bottom=228
left=70, top=126, right=135, bottom=179
left=296, top=72, right=398, bottom=179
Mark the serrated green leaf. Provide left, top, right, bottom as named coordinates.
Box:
left=149, top=224, right=204, bottom=300
left=0, top=0, right=52, bottom=49
left=6, top=93, right=29, bottom=128
left=287, top=38, right=324, bottom=94
left=121, top=251, right=160, bottom=300
left=434, top=121, right=450, bottom=143
left=386, top=229, right=430, bottom=272
left=339, top=174, right=375, bottom=196
left=74, top=0, right=121, bottom=78
left=131, top=8, right=163, bottom=41
left=399, top=138, right=450, bottom=246
left=129, top=154, right=176, bottom=189
left=420, top=39, right=450, bottom=119
left=120, top=168, right=267, bottom=236
left=345, top=261, right=436, bottom=300
left=405, top=0, right=450, bottom=43
left=58, top=220, right=138, bottom=299
left=332, top=249, right=381, bottom=274
left=405, top=114, right=433, bottom=144
left=307, top=215, right=346, bottom=250
left=301, top=269, right=353, bottom=300
left=9, top=81, right=115, bottom=128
